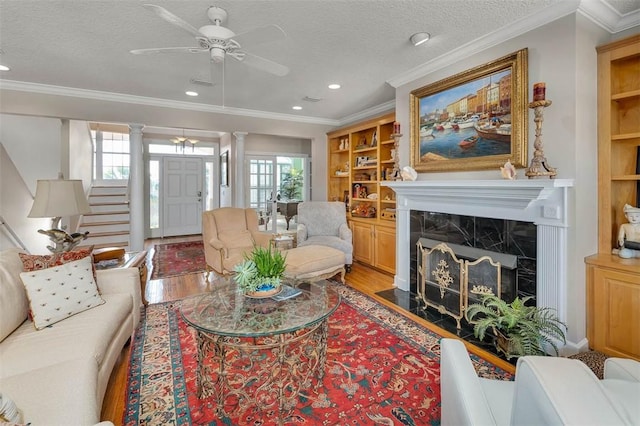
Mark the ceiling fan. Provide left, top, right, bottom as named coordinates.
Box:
left=130, top=4, right=289, bottom=77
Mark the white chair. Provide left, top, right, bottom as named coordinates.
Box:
left=296, top=201, right=353, bottom=271
left=440, top=338, right=640, bottom=425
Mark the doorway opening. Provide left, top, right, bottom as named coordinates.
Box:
left=246, top=155, right=308, bottom=234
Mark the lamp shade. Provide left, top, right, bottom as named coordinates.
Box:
left=28, top=179, right=91, bottom=218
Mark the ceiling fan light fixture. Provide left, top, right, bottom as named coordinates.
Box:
left=210, top=47, right=226, bottom=63
left=410, top=32, right=431, bottom=46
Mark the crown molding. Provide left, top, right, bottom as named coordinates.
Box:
left=336, top=100, right=396, bottom=128
left=578, top=0, right=640, bottom=33
left=0, top=80, right=340, bottom=127
left=387, top=1, right=582, bottom=88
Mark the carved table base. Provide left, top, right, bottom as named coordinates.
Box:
left=195, top=320, right=329, bottom=422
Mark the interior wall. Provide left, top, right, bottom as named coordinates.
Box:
left=0, top=93, right=333, bottom=201
left=0, top=113, right=62, bottom=193
left=394, top=14, right=619, bottom=347
left=0, top=144, right=50, bottom=252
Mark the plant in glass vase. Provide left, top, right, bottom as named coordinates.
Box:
left=234, top=245, right=287, bottom=297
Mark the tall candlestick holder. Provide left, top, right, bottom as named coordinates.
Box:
left=525, top=100, right=557, bottom=179
left=391, top=133, right=402, bottom=180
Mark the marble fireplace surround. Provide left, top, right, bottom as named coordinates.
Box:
left=383, top=179, right=574, bottom=331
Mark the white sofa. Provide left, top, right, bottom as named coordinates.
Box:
left=440, top=338, right=640, bottom=425
left=0, top=247, right=142, bottom=425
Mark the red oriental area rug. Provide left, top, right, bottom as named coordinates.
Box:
left=123, top=283, right=512, bottom=425
left=150, top=241, right=205, bottom=279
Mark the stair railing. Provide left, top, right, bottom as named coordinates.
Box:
left=0, top=215, right=28, bottom=251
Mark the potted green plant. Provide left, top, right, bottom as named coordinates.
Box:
left=233, top=245, right=287, bottom=297
left=280, top=168, right=303, bottom=200
left=466, top=294, right=567, bottom=360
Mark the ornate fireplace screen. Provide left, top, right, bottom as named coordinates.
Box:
left=417, top=238, right=518, bottom=329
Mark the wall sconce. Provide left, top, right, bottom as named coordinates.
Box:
left=28, top=178, right=92, bottom=253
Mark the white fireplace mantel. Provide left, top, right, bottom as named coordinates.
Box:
left=382, top=178, right=575, bottom=340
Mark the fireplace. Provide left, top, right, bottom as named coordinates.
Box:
left=382, top=179, right=574, bottom=335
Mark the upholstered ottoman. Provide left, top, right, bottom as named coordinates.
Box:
left=283, top=245, right=346, bottom=283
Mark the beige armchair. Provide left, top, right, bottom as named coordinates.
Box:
left=202, top=208, right=272, bottom=275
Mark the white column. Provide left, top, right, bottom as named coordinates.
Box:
left=129, top=124, right=145, bottom=251
left=233, top=132, right=247, bottom=208
left=536, top=223, right=568, bottom=323
left=395, top=194, right=410, bottom=291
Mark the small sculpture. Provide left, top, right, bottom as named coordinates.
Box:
left=400, top=166, right=417, bottom=181
left=38, top=228, right=89, bottom=253
left=617, top=204, right=640, bottom=259
left=500, top=160, right=517, bottom=180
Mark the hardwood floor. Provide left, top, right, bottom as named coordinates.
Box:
left=100, top=235, right=514, bottom=424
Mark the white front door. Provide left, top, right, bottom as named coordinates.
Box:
left=162, top=157, right=203, bottom=236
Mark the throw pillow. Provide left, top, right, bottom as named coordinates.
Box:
left=0, top=392, right=23, bottom=424
left=19, top=256, right=105, bottom=330
left=18, top=245, right=94, bottom=272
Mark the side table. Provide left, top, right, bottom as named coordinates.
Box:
left=94, top=250, right=148, bottom=305
left=272, top=234, right=295, bottom=250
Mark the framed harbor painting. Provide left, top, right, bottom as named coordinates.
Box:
left=410, top=48, right=528, bottom=172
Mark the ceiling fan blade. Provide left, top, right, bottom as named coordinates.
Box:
left=233, top=51, right=290, bottom=77
left=231, top=24, right=286, bottom=48
left=130, top=47, right=208, bottom=55
left=143, top=4, right=202, bottom=38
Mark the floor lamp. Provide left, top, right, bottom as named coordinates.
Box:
left=28, top=179, right=92, bottom=253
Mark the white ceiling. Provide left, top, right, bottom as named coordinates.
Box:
left=0, top=0, right=638, bottom=127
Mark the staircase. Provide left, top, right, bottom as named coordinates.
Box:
left=78, top=184, right=130, bottom=250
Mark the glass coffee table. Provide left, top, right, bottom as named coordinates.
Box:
left=180, top=278, right=341, bottom=421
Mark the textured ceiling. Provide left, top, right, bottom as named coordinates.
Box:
left=0, top=0, right=637, bottom=124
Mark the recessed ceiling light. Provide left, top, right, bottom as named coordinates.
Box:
left=185, top=91, right=198, bottom=97
left=292, top=106, right=302, bottom=110
left=328, top=83, right=341, bottom=90
left=0, top=65, right=10, bottom=71
left=410, top=32, right=431, bottom=46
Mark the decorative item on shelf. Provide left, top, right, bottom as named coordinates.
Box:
left=355, top=136, right=367, bottom=150
left=339, top=139, right=345, bottom=150
left=28, top=176, right=92, bottom=253
left=366, top=193, right=378, bottom=200
left=525, top=89, right=557, bottom=179
left=400, top=166, right=417, bottom=181
left=500, top=160, right=517, bottom=180
left=351, top=202, right=376, bottom=218
left=381, top=209, right=396, bottom=220
left=354, top=172, right=370, bottom=181
left=233, top=245, right=287, bottom=298
left=466, top=293, right=567, bottom=360
left=356, top=156, right=368, bottom=167
left=371, top=130, right=378, bottom=147
left=615, top=204, right=640, bottom=259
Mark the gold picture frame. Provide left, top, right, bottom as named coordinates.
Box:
left=410, top=48, right=528, bottom=172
